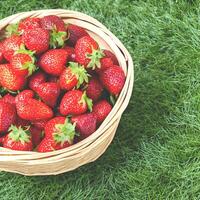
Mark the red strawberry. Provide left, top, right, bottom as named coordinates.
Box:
left=41, top=15, right=66, bottom=48
left=67, top=24, right=89, bottom=46
left=95, top=57, right=113, bottom=73
left=48, top=76, right=58, bottom=83
left=16, top=92, right=53, bottom=121
left=100, top=65, right=125, bottom=95
left=10, top=47, right=36, bottom=76
left=18, top=17, right=41, bottom=33
left=71, top=113, right=97, bottom=138
left=38, top=117, right=76, bottom=152
left=103, top=50, right=119, bottom=65
left=15, top=89, right=34, bottom=104
left=32, top=119, right=48, bottom=129
left=0, top=135, right=6, bottom=145
left=28, top=71, right=47, bottom=91
left=3, top=125, right=33, bottom=151
left=1, top=94, right=15, bottom=106
left=0, top=42, right=4, bottom=63
left=38, top=49, right=68, bottom=76
left=59, top=62, right=89, bottom=90
left=36, top=82, right=60, bottom=107
left=60, top=90, right=93, bottom=116
left=44, top=116, right=66, bottom=138
left=0, top=64, right=26, bottom=91
left=16, top=116, right=30, bottom=128
left=2, top=35, right=22, bottom=61
left=75, top=36, right=104, bottom=68
left=86, top=77, right=103, bottom=102
left=41, top=15, right=65, bottom=32
left=63, top=46, right=76, bottom=61
left=92, top=100, right=112, bottom=124
left=30, top=126, right=43, bottom=147
left=22, top=28, right=49, bottom=54
left=0, top=101, right=16, bottom=133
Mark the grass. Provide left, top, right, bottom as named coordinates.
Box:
left=0, top=0, right=199, bottom=199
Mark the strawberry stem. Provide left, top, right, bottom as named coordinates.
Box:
left=69, top=62, right=90, bottom=88
left=5, top=23, right=20, bottom=37
left=81, top=91, right=93, bottom=112
left=86, top=48, right=105, bottom=70
left=53, top=118, right=76, bottom=146
left=8, top=125, right=31, bottom=144
left=50, top=29, right=67, bottom=48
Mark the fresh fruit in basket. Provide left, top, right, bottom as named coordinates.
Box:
left=0, top=14, right=125, bottom=152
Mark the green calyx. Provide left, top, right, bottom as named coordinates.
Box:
left=5, top=23, right=20, bottom=37
left=53, top=118, right=76, bottom=146
left=8, top=125, right=31, bottom=144
left=86, top=47, right=105, bottom=70
left=50, top=29, right=67, bottom=48
left=16, top=44, right=37, bottom=76
left=69, top=62, right=90, bottom=88
left=81, top=91, right=93, bottom=112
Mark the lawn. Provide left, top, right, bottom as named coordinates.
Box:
left=0, top=0, right=199, bottom=199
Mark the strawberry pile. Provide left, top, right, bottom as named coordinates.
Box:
left=0, top=15, right=125, bottom=152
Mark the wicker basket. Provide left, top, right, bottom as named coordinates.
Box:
left=0, top=9, right=134, bottom=176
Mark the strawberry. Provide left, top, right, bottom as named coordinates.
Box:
left=41, top=15, right=65, bottom=32
left=0, top=42, right=4, bottom=63
left=92, top=100, right=112, bottom=124
left=1, top=94, right=16, bottom=106
left=75, top=36, right=104, bottom=68
left=18, top=17, right=41, bottom=33
left=36, top=82, right=60, bottom=107
left=38, top=49, right=68, bottom=76
left=71, top=113, right=97, bottom=138
left=44, top=117, right=68, bottom=137
left=103, top=50, right=119, bottom=65
left=59, top=62, right=89, bottom=90
left=32, top=119, right=48, bottom=129
left=16, top=116, right=30, bottom=128
left=16, top=91, right=53, bottom=121
left=15, top=89, right=34, bottom=104
left=28, top=71, right=47, bottom=91
left=0, top=64, right=26, bottom=91
left=48, top=76, right=58, bottom=83
left=22, top=28, right=49, bottom=54
left=38, top=117, right=76, bottom=152
left=0, top=101, right=16, bottom=133
left=10, top=45, right=36, bottom=76
left=63, top=46, right=76, bottom=62
left=41, top=15, right=66, bottom=48
left=99, top=65, right=125, bottom=95
left=3, top=125, right=33, bottom=151
left=2, top=35, right=22, bottom=61
left=0, top=135, right=6, bottom=145
left=60, top=90, right=93, bottom=116
left=30, top=126, right=43, bottom=147
left=95, top=57, right=113, bottom=73
left=86, top=77, right=103, bottom=102
left=67, top=24, right=89, bottom=46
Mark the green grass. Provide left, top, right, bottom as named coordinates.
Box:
left=0, top=0, right=199, bottom=199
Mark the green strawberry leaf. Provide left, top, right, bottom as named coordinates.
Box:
left=8, top=125, right=31, bottom=144
left=110, top=94, right=116, bottom=106
left=5, top=23, right=20, bottom=37
left=50, top=29, right=67, bottom=48
left=86, top=48, right=105, bottom=70
left=69, top=62, right=90, bottom=88
left=81, top=91, right=93, bottom=112
left=53, top=118, right=76, bottom=146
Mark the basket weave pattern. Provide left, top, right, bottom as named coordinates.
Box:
left=0, top=9, right=134, bottom=176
